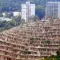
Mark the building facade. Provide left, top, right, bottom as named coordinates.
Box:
left=0, top=19, right=60, bottom=60
left=13, top=11, right=21, bottom=17
left=21, top=1, right=35, bottom=22
left=45, top=2, right=60, bottom=19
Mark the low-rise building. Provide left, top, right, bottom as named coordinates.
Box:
left=0, top=17, right=12, bottom=21
left=13, top=12, right=21, bottom=17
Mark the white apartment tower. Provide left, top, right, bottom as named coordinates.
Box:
left=45, top=2, right=60, bottom=19
left=21, top=1, right=35, bottom=22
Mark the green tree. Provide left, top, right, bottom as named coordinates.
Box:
left=45, top=40, right=50, bottom=44
left=29, top=15, right=39, bottom=21
left=56, top=48, right=60, bottom=56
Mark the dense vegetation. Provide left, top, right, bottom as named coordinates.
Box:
left=0, top=16, right=23, bottom=31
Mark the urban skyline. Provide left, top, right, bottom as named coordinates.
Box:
left=0, top=0, right=60, bottom=60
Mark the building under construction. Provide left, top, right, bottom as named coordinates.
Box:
left=0, top=19, right=60, bottom=60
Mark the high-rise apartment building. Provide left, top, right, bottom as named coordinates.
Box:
left=45, top=2, right=60, bottom=19
left=0, top=19, right=60, bottom=60
left=21, top=1, right=35, bottom=22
